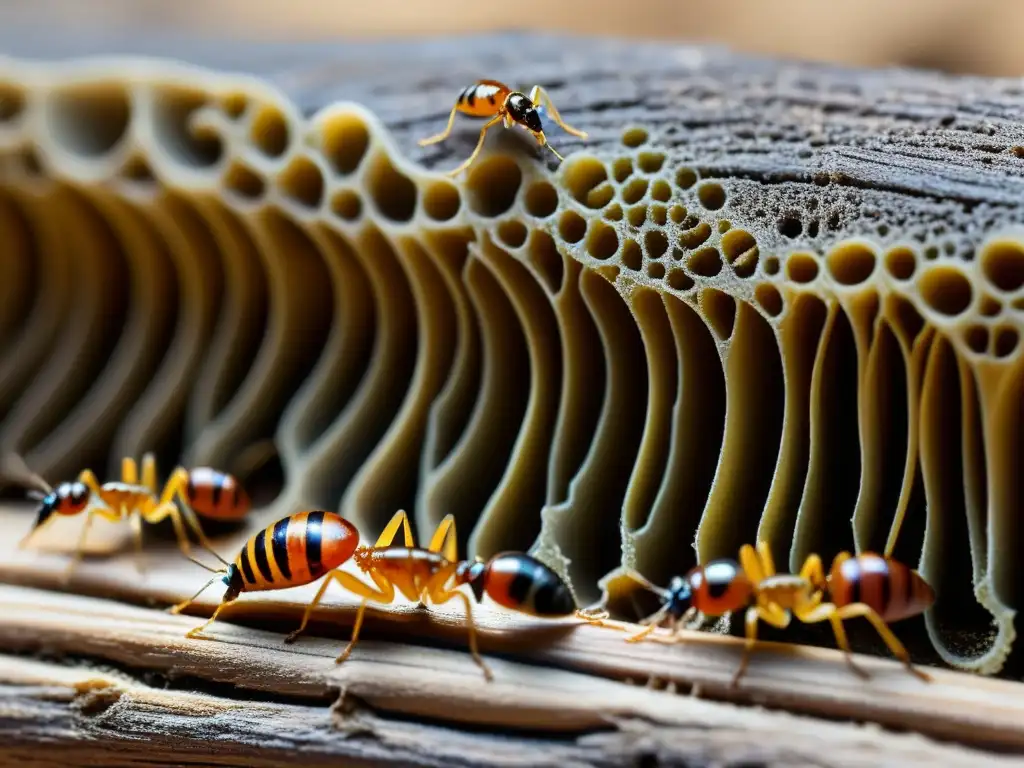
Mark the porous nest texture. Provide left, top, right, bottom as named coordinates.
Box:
left=1, top=38, right=1023, bottom=676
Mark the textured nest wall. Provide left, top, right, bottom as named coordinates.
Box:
left=0, top=42, right=1022, bottom=677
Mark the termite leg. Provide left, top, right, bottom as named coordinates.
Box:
left=834, top=603, right=930, bottom=682
left=428, top=576, right=493, bottom=681
left=528, top=85, right=588, bottom=139
left=121, top=456, right=139, bottom=485
left=418, top=103, right=461, bottom=146
left=185, top=599, right=236, bottom=639
left=447, top=114, right=502, bottom=177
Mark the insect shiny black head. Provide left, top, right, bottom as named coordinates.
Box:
left=507, top=92, right=543, bottom=134
left=456, top=557, right=487, bottom=603
left=222, top=563, right=244, bottom=602
left=665, top=575, right=693, bottom=619
left=31, top=492, right=59, bottom=529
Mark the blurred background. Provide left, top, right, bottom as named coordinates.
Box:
left=0, top=0, right=1019, bottom=77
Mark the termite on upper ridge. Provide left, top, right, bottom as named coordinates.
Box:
left=283, top=509, right=609, bottom=681
left=418, top=80, right=588, bottom=176
left=169, top=509, right=361, bottom=638
left=610, top=542, right=934, bottom=687
left=7, top=451, right=254, bottom=581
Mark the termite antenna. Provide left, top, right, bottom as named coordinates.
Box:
left=543, top=141, right=564, bottom=162
left=184, top=553, right=224, bottom=574
left=25, top=490, right=47, bottom=502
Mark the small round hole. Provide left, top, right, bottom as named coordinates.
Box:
left=721, top=229, right=759, bottom=278
left=645, top=230, right=669, bottom=259
left=627, top=205, right=648, bottom=228
left=331, top=189, right=363, bottom=221
left=612, top=157, right=633, bottom=183
left=278, top=155, right=324, bottom=209
left=528, top=231, right=565, bottom=294
left=786, top=252, right=819, bottom=283
left=224, top=162, right=265, bottom=199
left=647, top=262, right=666, bottom=280
left=586, top=220, right=619, bottom=261
left=0, top=83, right=26, bottom=122
left=650, top=179, right=671, bottom=202
left=604, top=203, right=623, bottom=221
left=688, top=247, right=722, bottom=277
left=321, top=112, right=370, bottom=175
left=755, top=284, right=784, bottom=317
left=220, top=93, right=248, bottom=119
left=884, top=246, right=917, bottom=281
left=47, top=83, right=131, bottom=158
left=964, top=324, right=989, bottom=354
left=981, top=238, right=1024, bottom=292
left=621, top=238, right=642, bottom=270
left=669, top=205, right=686, bottom=223
left=524, top=181, right=559, bottom=218
left=778, top=216, right=802, bottom=239
left=679, top=222, right=712, bottom=250
left=675, top=167, right=698, bottom=189
left=650, top=204, right=668, bottom=226
left=622, top=178, right=649, bottom=205
left=701, top=288, right=736, bottom=340
left=622, top=127, right=648, bottom=147
left=564, top=156, right=610, bottom=209
left=498, top=219, right=528, bottom=249
left=979, top=294, right=1002, bottom=317
left=717, top=220, right=731, bottom=234
left=423, top=180, right=461, bottom=221
left=250, top=105, right=290, bottom=158
left=764, top=256, right=780, bottom=276
left=697, top=182, right=726, bottom=210
left=559, top=210, right=586, bottom=243
left=638, top=151, right=666, bottom=173
left=668, top=268, right=694, bottom=291
left=366, top=152, right=417, bottom=222
left=826, top=241, right=877, bottom=286
left=919, top=266, right=973, bottom=317
left=466, top=155, right=521, bottom=217
left=994, top=326, right=1019, bottom=358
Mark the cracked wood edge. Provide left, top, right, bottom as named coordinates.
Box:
left=1, top=583, right=1023, bottom=755
left=2, top=653, right=1022, bottom=768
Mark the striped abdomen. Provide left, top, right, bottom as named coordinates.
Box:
left=828, top=553, right=935, bottom=623
left=456, top=80, right=509, bottom=118
left=186, top=467, right=250, bottom=521
left=234, top=510, right=359, bottom=593
left=479, top=552, right=576, bottom=617
left=687, top=559, right=755, bottom=616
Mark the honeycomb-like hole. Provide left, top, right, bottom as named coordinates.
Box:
left=586, top=220, right=620, bottom=261
left=717, top=220, right=731, bottom=234
left=498, top=219, right=528, bottom=249
left=121, top=155, right=155, bottom=183
left=466, top=155, right=521, bottom=218
left=701, top=288, right=736, bottom=340
left=612, top=157, right=633, bottom=183
left=604, top=203, right=623, bottom=221
left=650, top=179, right=671, bottom=202
left=647, top=262, right=666, bottom=280
left=688, top=246, right=722, bottom=277
left=331, top=189, right=363, bottom=221
left=528, top=230, right=564, bottom=294
left=224, top=161, right=266, bottom=199
left=250, top=105, right=290, bottom=158
left=669, top=205, right=686, bottom=223
left=778, top=215, right=802, bottom=239
left=679, top=222, right=712, bottom=250
left=638, top=151, right=666, bottom=173
left=980, top=238, right=1024, bottom=292
left=559, top=210, right=586, bottom=243
left=627, top=205, right=648, bottom=228
left=220, top=92, right=248, bottom=120
left=321, top=112, right=370, bottom=175
left=755, top=283, right=784, bottom=317
left=46, top=82, right=131, bottom=157
left=675, top=167, right=698, bottom=189
left=0, top=83, right=26, bottom=121
left=622, top=127, right=648, bottom=147
left=524, top=181, right=559, bottom=218
left=621, top=238, right=642, bottom=271
left=645, top=230, right=669, bottom=259
left=1014, top=297, right=1024, bottom=312
left=278, top=155, right=325, bottom=209
left=764, top=256, right=780, bottom=276
left=721, top=229, right=759, bottom=278
left=564, top=156, right=610, bottom=208
left=697, top=182, right=726, bottom=210
left=827, top=241, right=877, bottom=286
left=1012, top=146, right=1024, bottom=159
left=422, top=180, right=461, bottom=221
left=151, top=87, right=223, bottom=168
left=964, top=324, right=988, bottom=354
left=622, top=178, right=649, bottom=205
left=979, top=294, right=1002, bottom=318
left=885, top=246, right=917, bottom=281
left=667, top=267, right=694, bottom=291
left=786, top=252, right=819, bottom=283
left=366, top=152, right=418, bottom=222
left=650, top=204, right=668, bottom=226
left=994, top=326, right=1019, bottom=358
left=919, top=266, right=973, bottom=317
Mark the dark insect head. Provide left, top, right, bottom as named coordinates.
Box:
left=455, top=556, right=487, bottom=602
left=665, top=575, right=693, bottom=619
left=506, top=92, right=543, bottom=134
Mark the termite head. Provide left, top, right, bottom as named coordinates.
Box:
left=32, top=481, right=89, bottom=529
left=455, top=556, right=488, bottom=603
left=506, top=92, right=543, bottom=135
left=221, top=563, right=244, bottom=602
left=664, top=574, right=693, bottom=620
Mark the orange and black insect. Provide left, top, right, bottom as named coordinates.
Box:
left=619, top=542, right=934, bottom=686
left=12, top=453, right=251, bottom=580
left=170, top=510, right=361, bottom=638
left=285, top=510, right=606, bottom=681
left=418, top=80, right=588, bottom=176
